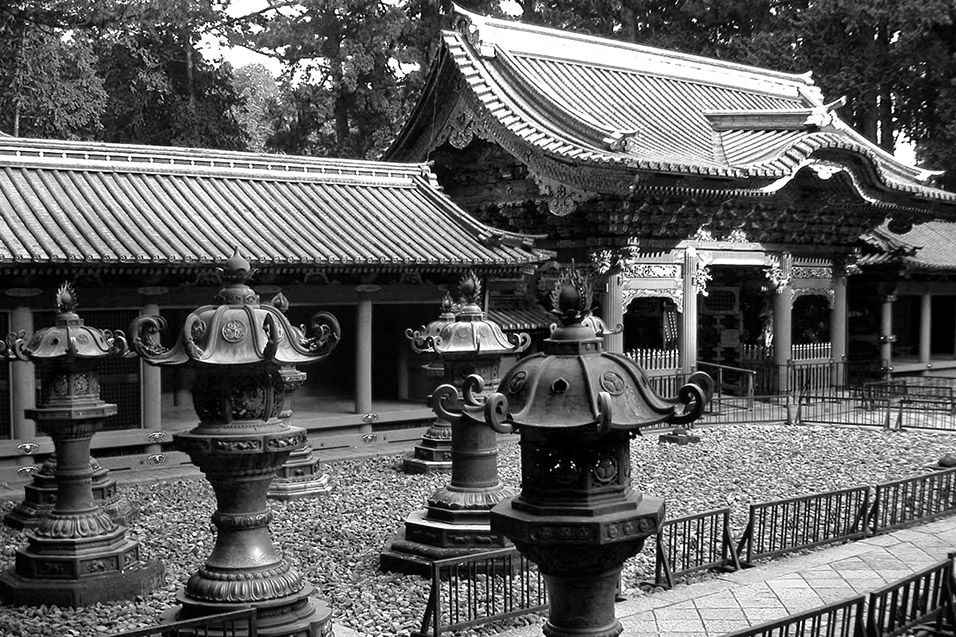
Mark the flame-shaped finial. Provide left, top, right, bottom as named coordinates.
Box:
left=440, top=290, right=454, bottom=314
left=459, top=270, right=481, bottom=305
left=55, top=282, right=78, bottom=314
left=550, top=267, right=592, bottom=326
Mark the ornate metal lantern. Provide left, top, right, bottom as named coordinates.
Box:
left=130, top=251, right=340, bottom=637
left=402, top=291, right=458, bottom=473
left=434, top=269, right=712, bottom=637
left=0, top=284, right=163, bottom=607
left=381, top=272, right=530, bottom=575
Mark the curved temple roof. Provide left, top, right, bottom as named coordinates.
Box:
left=0, top=135, right=551, bottom=271
left=390, top=6, right=956, bottom=209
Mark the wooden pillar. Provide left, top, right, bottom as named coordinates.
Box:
left=830, top=269, right=848, bottom=387
left=772, top=253, right=793, bottom=393
left=602, top=272, right=624, bottom=354
left=680, top=248, right=698, bottom=374
left=880, top=294, right=896, bottom=378
left=354, top=285, right=379, bottom=425
left=141, top=304, right=163, bottom=454
left=919, top=293, right=932, bottom=369
left=10, top=306, right=36, bottom=466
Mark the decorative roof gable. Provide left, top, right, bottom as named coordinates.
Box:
left=388, top=6, right=956, bottom=212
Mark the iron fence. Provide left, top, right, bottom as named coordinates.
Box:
left=412, top=546, right=548, bottom=637
left=865, top=557, right=956, bottom=637
left=737, top=486, right=871, bottom=565
left=870, top=467, right=956, bottom=534
left=720, top=595, right=866, bottom=637
left=107, top=608, right=257, bottom=637
left=653, top=507, right=741, bottom=589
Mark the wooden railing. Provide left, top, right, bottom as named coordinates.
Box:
left=624, top=348, right=679, bottom=371
left=741, top=343, right=832, bottom=361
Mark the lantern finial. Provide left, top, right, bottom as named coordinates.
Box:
left=550, top=266, right=592, bottom=326
left=221, top=247, right=252, bottom=283
left=55, top=282, right=78, bottom=314
left=459, top=270, right=481, bottom=305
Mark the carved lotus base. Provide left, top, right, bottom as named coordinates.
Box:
left=426, top=484, right=517, bottom=516
left=268, top=445, right=333, bottom=500
left=173, top=584, right=332, bottom=637
left=5, top=456, right=133, bottom=529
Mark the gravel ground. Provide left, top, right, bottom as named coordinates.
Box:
left=1, top=422, right=955, bottom=637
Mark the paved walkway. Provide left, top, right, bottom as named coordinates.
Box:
left=496, top=515, right=956, bottom=637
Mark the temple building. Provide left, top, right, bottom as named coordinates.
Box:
left=854, top=220, right=956, bottom=378
left=386, top=7, right=956, bottom=392
left=0, top=135, right=550, bottom=481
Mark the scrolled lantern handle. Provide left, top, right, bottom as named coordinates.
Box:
left=461, top=374, right=485, bottom=406
left=302, top=311, right=341, bottom=356
left=1, top=330, right=30, bottom=362
left=431, top=383, right=462, bottom=422
left=405, top=327, right=432, bottom=354
left=129, top=315, right=170, bottom=359
left=596, top=391, right=614, bottom=434
left=669, top=380, right=708, bottom=425
left=485, top=392, right=514, bottom=434
left=507, top=331, right=532, bottom=354
left=687, top=371, right=715, bottom=405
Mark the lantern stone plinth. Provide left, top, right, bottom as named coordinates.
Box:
left=0, top=285, right=163, bottom=607
left=381, top=274, right=530, bottom=576
left=441, top=269, right=710, bottom=637
left=131, top=251, right=340, bottom=637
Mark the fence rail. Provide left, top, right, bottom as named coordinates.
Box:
left=737, top=486, right=871, bottom=565
left=654, top=508, right=740, bottom=589
left=870, top=467, right=956, bottom=534
left=721, top=595, right=866, bottom=637
left=413, top=547, right=548, bottom=637
left=865, top=557, right=956, bottom=637
left=107, top=608, right=257, bottom=637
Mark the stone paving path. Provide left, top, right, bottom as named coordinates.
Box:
left=495, top=515, right=956, bottom=637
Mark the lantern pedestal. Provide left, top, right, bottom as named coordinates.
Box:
left=171, top=423, right=332, bottom=637
left=4, top=455, right=133, bottom=529
left=401, top=418, right=453, bottom=473
left=381, top=414, right=515, bottom=576
left=0, top=403, right=163, bottom=607
left=268, top=444, right=333, bottom=500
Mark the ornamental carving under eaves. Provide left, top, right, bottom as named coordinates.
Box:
left=791, top=266, right=832, bottom=280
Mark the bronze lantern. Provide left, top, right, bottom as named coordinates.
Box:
left=402, top=291, right=458, bottom=473
left=130, top=251, right=340, bottom=637
left=381, top=272, right=530, bottom=575
left=0, top=284, right=163, bottom=607
left=434, top=269, right=711, bottom=637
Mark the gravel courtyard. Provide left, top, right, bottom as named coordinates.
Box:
left=1, top=422, right=954, bottom=637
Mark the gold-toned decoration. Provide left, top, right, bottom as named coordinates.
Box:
left=763, top=254, right=792, bottom=293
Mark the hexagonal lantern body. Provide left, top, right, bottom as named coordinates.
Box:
left=402, top=291, right=459, bottom=473
left=381, top=272, right=530, bottom=575
left=130, top=251, right=340, bottom=637
left=0, top=283, right=163, bottom=607
left=435, top=270, right=711, bottom=637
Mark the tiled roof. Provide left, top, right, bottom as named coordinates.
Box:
left=0, top=136, right=551, bottom=270
left=412, top=6, right=956, bottom=204
left=487, top=306, right=554, bottom=331
left=866, top=222, right=956, bottom=271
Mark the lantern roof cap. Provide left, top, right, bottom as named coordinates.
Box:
left=130, top=253, right=340, bottom=368
left=486, top=268, right=709, bottom=431
left=2, top=282, right=128, bottom=363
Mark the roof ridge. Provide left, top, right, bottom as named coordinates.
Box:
left=0, top=136, right=433, bottom=181
left=451, top=4, right=819, bottom=99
